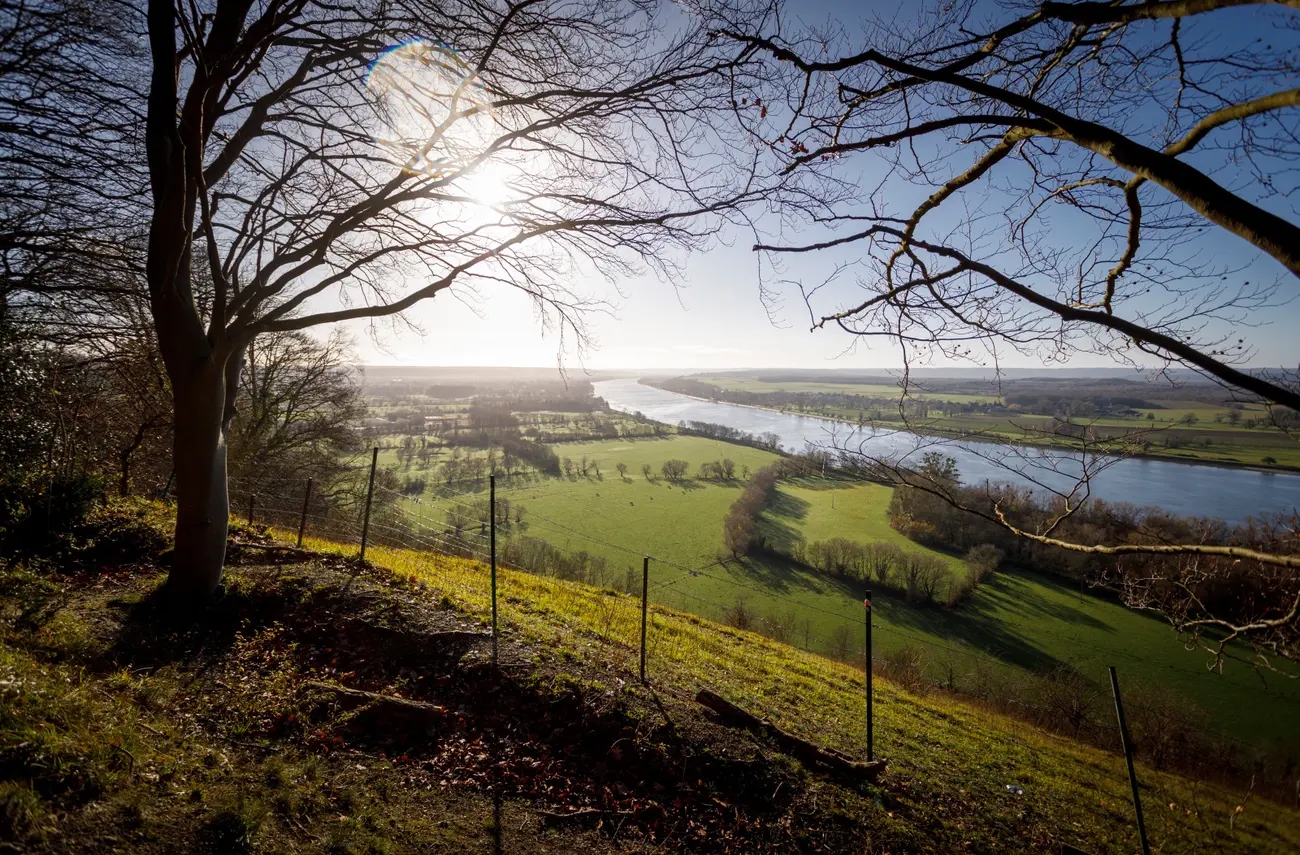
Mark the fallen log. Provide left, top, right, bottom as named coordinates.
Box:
left=538, top=807, right=632, bottom=829
left=695, top=688, right=885, bottom=782
left=305, top=680, right=448, bottom=729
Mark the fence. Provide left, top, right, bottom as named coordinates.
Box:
left=225, top=460, right=1298, bottom=835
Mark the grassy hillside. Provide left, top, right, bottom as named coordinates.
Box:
left=317, top=533, right=1300, bottom=853
left=753, top=478, right=1300, bottom=746
left=6, top=499, right=1294, bottom=853
left=389, top=440, right=1300, bottom=747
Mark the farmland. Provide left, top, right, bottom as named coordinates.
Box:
left=381, top=432, right=1300, bottom=747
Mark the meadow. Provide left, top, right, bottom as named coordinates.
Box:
left=388, top=434, right=1300, bottom=746
left=292, top=533, right=1300, bottom=853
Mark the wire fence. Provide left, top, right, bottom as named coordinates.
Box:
left=225, top=464, right=1300, bottom=826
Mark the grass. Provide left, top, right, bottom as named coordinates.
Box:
left=763, top=477, right=968, bottom=579
left=410, top=434, right=782, bottom=570
left=294, top=534, right=1300, bottom=854
left=4, top=500, right=1299, bottom=853
left=390, top=442, right=1300, bottom=747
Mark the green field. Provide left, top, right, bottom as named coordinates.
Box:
left=696, top=374, right=1001, bottom=404
left=764, top=478, right=967, bottom=578
left=392, top=435, right=1300, bottom=746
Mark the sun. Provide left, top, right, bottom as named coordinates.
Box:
left=458, top=161, right=512, bottom=208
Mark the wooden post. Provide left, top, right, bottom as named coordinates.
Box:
left=640, top=556, right=650, bottom=684
left=247, top=492, right=256, bottom=527
left=359, top=447, right=378, bottom=561
left=296, top=478, right=313, bottom=548
left=1109, top=666, right=1151, bottom=855
left=490, top=474, right=498, bottom=667
left=865, top=588, right=874, bottom=760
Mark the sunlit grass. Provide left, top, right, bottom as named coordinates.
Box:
left=281, top=528, right=1300, bottom=853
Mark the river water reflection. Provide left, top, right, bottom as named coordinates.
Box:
left=594, top=378, right=1300, bottom=524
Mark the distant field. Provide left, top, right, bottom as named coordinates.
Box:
left=405, top=434, right=780, bottom=570
left=390, top=435, right=1300, bottom=745
left=696, top=375, right=1001, bottom=404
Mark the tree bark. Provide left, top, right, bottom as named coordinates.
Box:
left=167, top=354, right=234, bottom=599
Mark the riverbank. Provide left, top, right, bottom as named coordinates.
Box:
left=639, top=379, right=1300, bottom=476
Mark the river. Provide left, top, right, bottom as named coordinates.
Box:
left=593, top=378, right=1300, bottom=524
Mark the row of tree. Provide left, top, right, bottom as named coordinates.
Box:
left=722, top=465, right=781, bottom=556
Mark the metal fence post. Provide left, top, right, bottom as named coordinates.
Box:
left=247, top=492, right=256, bottom=527
left=640, top=556, right=650, bottom=684
left=297, top=478, right=313, bottom=548
left=490, top=474, right=498, bottom=667
left=865, top=588, right=874, bottom=760
left=1109, top=666, right=1151, bottom=855
left=359, top=447, right=378, bottom=561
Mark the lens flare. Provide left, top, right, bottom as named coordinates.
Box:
left=366, top=40, right=492, bottom=177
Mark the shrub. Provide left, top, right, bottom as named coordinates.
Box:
left=881, top=645, right=931, bottom=695
left=0, top=782, right=47, bottom=844
left=206, top=794, right=268, bottom=855
left=724, top=596, right=754, bottom=631
left=0, top=474, right=108, bottom=556
left=965, top=544, right=1004, bottom=583
left=1036, top=667, right=1103, bottom=740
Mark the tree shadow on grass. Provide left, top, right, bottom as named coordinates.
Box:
left=722, top=552, right=866, bottom=605
left=962, top=571, right=1113, bottom=633
left=874, top=585, right=1068, bottom=675
left=766, top=488, right=810, bottom=522
left=783, top=475, right=862, bottom=492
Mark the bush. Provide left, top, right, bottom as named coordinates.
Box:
left=965, top=544, right=1003, bottom=582
left=724, top=596, right=755, bottom=631
left=1036, top=667, right=1103, bottom=740
left=881, top=645, right=931, bottom=695
left=72, top=503, right=170, bottom=567
left=0, top=782, right=47, bottom=844
left=206, top=794, right=268, bottom=855
left=1125, top=683, right=1206, bottom=771
left=0, top=474, right=108, bottom=556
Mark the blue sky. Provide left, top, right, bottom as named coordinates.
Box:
left=346, top=0, right=1299, bottom=373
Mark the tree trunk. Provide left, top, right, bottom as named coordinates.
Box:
left=167, top=357, right=230, bottom=599
left=118, top=420, right=149, bottom=497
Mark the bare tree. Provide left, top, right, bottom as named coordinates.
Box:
left=0, top=1, right=144, bottom=313
left=132, top=0, right=777, bottom=597
left=227, top=328, right=365, bottom=497
left=725, top=1, right=1300, bottom=660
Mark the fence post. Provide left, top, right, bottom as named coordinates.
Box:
left=1109, top=666, right=1151, bottom=855
left=359, top=447, right=378, bottom=561
left=865, top=588, right=874, bottom=760
left=297, top=478, right=313, bottom=548
left=640, top=556, right=650, bottom=684
left=247, top=492, right=256, bottom=527
left=490, top=474, right=498, bottom=667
